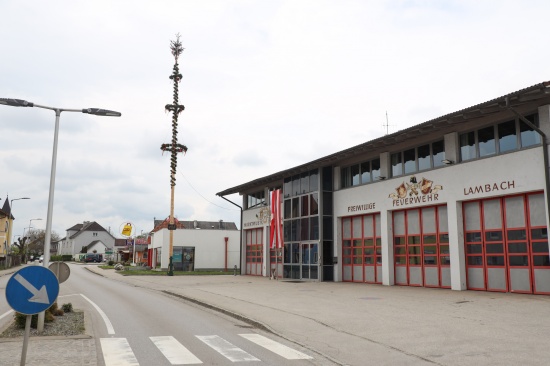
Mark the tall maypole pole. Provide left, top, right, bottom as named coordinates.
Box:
left=161, top=34, right=187, bottom=276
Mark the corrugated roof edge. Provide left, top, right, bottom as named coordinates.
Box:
left=217, top=81, right=550, bottom=197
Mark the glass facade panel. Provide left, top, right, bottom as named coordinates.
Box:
left=361, top=162, right=371, bottom=183
left=418, top=144, right=430, bottom=171
left=351, top=164, right=360, bottom=186
left=310, top=193, right=319, bottom=215
left=404, top=148, right=416, bottom=174
left=432, top=140, right=445, bottom=167
left=478, top=126, right=496, bottom=157
left=301, top=195, right=309, bottom=216
left=309, top=170, right=318, bottom=192
left=460, top=132, right=476, bottom=161
left=520, top=114, right=541, bottom=148
left=391, top=152, right=402, bottom=177
left=371, top=159, right=381, bottom=181
left=498, top=120, right=517, bottom=153
left=291, top=197, right=299, bottom=218
left=300, top=172, right=309, bottom=194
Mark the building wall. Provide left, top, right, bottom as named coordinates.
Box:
left=333, top=143, right=546, bottom=289
left=0, top=215, right=8, bottom=256
left=60, top=231, right=115, bottom=257
left=151, top=228, right=240, bottom=270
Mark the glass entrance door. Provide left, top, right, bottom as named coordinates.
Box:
left=301, top=243, right=319, bottom=280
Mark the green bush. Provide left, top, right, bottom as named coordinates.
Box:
left=62, top=303, right=73, bottom=313
left=108, top=260, right=114, bottom=266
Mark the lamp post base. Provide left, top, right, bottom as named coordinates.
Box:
left=168, top=256, right=174, bottom=276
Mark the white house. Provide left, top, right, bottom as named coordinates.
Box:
left=149, top=219, right=240, bottom=271
left=57, top=221, right=116, bottom=259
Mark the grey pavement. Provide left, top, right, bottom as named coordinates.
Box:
left=2, top=264, right=550, bottom=365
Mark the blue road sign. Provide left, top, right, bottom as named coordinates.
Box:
left=5, top=266, right=60, bottom=315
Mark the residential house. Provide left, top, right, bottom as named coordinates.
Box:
left=57, top=221, right=116, bottom=260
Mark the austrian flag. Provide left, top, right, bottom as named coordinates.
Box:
left=269, top=189, right=283, bottom=249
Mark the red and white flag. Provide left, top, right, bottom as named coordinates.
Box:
left=270, top=189, right=283, bottom=249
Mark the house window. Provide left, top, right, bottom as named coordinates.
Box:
left=93, top=232, right=98, bottom=237
left=341, top=158, right=381, bottom=188
left=460, top=113, right=540, bottom=162
left=390, top=140, right=446, bottom=177
left=247, top=190, right=265, bottom=209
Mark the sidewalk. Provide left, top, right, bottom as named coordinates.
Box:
left=86, top=266, right=550, bottom=366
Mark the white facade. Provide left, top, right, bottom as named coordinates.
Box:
left=57, top=222, right=115, bottom=258
left=220, top=82, right=550, bottom=295
left=150, top=227, right=240, bottom=271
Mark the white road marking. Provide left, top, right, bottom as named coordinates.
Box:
left=150, top=336, right=203, bottom=364
left=240, top=333, right=313, bottom=360
left=81, top=294, right=115, bottom=334
left=101, top=338, right=139, bottom=366
left=196, top=335, right=260, bottom=362
left=0, top=310, right=14, bottom=321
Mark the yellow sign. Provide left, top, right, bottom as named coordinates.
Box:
left=121, top=223, right=133, bottom=237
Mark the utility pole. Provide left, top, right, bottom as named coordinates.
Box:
left=160, top=34, right=187, bottom=276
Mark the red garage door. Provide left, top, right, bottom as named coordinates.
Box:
left=342, top=213, right=382, bottom=284
left=464, top=192, right=550, bottom=294
left=393, top=205, right=450, bottom=288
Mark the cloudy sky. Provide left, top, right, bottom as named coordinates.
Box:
left=1, top=0, right=549, bottom=241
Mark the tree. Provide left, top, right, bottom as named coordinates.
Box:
left=25, top=228, right=60, bottom=259
left=12, top=236, right=28, bottom=262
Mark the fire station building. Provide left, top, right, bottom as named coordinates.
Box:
left=217, top=81, right=550, bottom=295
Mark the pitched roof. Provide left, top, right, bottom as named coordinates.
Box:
left=1, top=198, right=13, bottom=220
left=68, top=221, right=113, bottom=239
left=217, top=81, right=550, bottom=196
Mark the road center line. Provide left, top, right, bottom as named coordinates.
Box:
left=80, top=294, right=115, bottom=334
left=0, top=310, right=14, bottom=321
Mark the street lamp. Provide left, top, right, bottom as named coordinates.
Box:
left=24, top=218, right=42, bottom=261
left=1, top=98, right=121, bottom=331
left=26, top=218, right=43, bottom=237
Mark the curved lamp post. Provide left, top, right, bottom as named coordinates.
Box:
left=0, top=98, right=121, bottom=331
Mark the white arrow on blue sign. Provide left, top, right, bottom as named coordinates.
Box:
left=6, top=266, right=60, bottom=315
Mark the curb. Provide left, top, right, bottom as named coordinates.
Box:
left=162, top=290, right=346, bottom=366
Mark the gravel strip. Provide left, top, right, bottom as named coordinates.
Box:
left=0, top=311, right=85, bottom=338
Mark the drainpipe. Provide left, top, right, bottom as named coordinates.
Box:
left=219, top=196, right=242, bottom=275
left=224, top=236, right=228, bottom=271
left=505, top=97, right=550, bottom=230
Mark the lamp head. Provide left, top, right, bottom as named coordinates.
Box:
left=0, top=98, right=34, bottom=107
left=82, top=108, right=122, bottom=117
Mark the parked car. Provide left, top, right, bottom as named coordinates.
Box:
left=84, top=253, right=103, bottom=263
left=39, top=255, right=44, bottom=263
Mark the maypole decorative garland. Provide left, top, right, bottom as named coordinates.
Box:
left=161, top=34, right=188, bottom=186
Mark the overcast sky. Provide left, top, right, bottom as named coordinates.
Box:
left=1, top=0, right=549, bottom=241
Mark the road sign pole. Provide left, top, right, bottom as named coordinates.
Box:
left=20, top=314, right=31, bottom=366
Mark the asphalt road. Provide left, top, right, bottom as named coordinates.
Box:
left=52, top=263, right=334, bottom=365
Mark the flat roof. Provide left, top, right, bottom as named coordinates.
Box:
left=217, top=81, right=550, bottom=197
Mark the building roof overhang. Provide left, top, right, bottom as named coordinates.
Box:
left=217, top=81, right=550, bottom=197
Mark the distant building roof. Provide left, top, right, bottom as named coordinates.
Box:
left=67, top=221, right=114, bottom=239
left=152, top=219, right=237, bottom=232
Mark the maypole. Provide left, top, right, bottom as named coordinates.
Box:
left=161, top=34, right=187, bottom=276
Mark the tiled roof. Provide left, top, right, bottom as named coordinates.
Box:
left=68, top=221, right=111, bottom=239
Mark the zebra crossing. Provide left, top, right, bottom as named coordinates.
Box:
left=101, top=333, right=313, bottom=365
